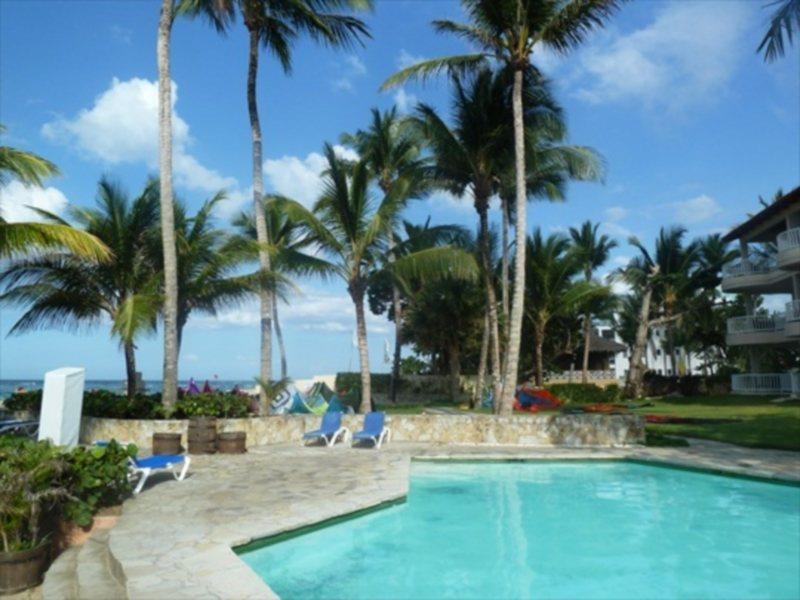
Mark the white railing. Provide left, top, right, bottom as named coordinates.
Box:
left=545, top=370, right=616, bottom=383
left=726, top=314, right=786, bottom=334
left=732, top=373, right=799, bottom=396
left=777, top=227, right=800, bottom=252
left=787, top=300, right=800, bottom=322
left=722, top=258, right=775, bottom=278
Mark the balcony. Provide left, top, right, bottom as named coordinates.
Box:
left=731, top=373, right=799, bottom=396
left=726, top=314, right=787, bottom=346
left=777, top=227, right=800, bottom=270
left=786, top=300, right=800, bottom=338
left=720, top=258, right=792, bottom=294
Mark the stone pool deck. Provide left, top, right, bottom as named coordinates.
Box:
left=42, top=441, right=800, bottom=600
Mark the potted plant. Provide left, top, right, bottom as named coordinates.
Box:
left=0, top=438, right=72, bottom=594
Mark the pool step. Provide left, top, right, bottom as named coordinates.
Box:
left=43, top=530, right=126, bottom=600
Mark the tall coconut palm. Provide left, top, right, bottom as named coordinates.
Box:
left=569, top=220, right=616, bottom=383
left=619, top=227, right=701, bottom=398
left=0, top=179, right=161, bottom=398
left=523, top=229, right=606, bottom=386
left=232, top=195, right=334, bottom=379
left=179, top=0, right=371, bottom=408
left=0, top=126, right=109, bottom=261
left=412, top=68, right=602, bottom=411
left=163, top=194, right=255, bottom=356
left=341, top=107, right=429, bottom=403
left=383, top=0, right=622, bottom=411
left=156, top=0, right=185, bottom=409
left=278, top=144, right=476, bottom=412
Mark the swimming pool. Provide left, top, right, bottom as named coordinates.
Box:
left=239, top=461, right=800, bottom=599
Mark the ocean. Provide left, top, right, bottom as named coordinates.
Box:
left=0, top=379, right=256, bottom=400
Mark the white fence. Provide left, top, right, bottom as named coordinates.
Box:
left=727, top=314, right=786, bottom=334
left=545, top=370, right=617, bottom=383
left=777, top=227, right=800, bottom=252
left=731, top=373, right=800, bottom=396
left=722, top=258, right=775, bottom=278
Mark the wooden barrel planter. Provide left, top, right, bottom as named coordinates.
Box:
left=0, top=542, right=49, bottom=594
left=217, top=431, right=246, bottom=454
left=187, top=417, right=217, bottom=454
left=152, top=432, right=182, bottom=455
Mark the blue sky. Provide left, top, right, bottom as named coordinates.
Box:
left=1, top=0, right=798, bottom=381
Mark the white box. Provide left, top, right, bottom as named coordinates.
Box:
left=38, top=367, right=85, bottom=448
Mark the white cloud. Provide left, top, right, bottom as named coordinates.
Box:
left=671, top=194, right=722, bottom=224
left=0, top=181, right=69, bottom=222
left=263, top=145, right=357, bottom=207
left=572, top=1, right=752, bottom=111
left=393, top=88, right=418, bottom=114
left=109, top=25, right=132, bottom=45
left=42, top=77, right=235, bottom=194
left=331, top=55, right=367, bottom=93
left=396, top=49, right=426, bottom=69
left=604, top=206, right=628, bottom=221
left=192, top=285, right=389, bottom=335
left=600, top=221, right=633, bottom=239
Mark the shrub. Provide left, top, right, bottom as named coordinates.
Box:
left=171, top=393, right=251, bottom=418
left=545, top=383, right=621, bottom=404
left=335, top=372, right=392, bottom=394
left=3, top=389, right=42, bottom=413
left=62, top=440, right=136, bottom=526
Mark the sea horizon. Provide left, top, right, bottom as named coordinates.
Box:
left=0, top=378, right=258, bottom=400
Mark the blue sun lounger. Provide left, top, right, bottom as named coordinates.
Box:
left=302, top=412, right=349, bottom=447
left=0, top=418, right=39, bottom=437
left=130, top=454, right=191, bottom=494
left=352, top=412, right=391, bottom=449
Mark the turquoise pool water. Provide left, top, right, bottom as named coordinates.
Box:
left=239, top=461, right=800, bottom=599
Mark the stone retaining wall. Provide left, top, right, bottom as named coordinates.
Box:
left=81, top=413, right=644, bottom=450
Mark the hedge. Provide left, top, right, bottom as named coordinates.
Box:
left=545, top=383, right=621, bottom=404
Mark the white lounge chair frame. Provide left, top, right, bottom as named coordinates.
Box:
left=354, top=427, right=391, bottom=449
left=303, top=426, right=350, bottom=447
left=131, top=456, right=191, bottom=495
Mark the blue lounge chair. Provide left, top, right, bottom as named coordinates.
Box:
left=130, top=454, right=191, bottom=494
left=302, top=412, right=349, bottom=447
left=352, top=412, right=391, bottom=449
left=0, top=418, right=38, bottom=437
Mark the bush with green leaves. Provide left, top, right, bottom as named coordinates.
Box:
left=171, top=393, right=251, bottom=418
left=0, top=437, right=136, bottom=551
left=2, top=389, right=42, bottom=413
left=545, top=383, right=621, bottom=404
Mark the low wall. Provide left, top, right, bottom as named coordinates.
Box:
left=81, top=413, right=644, bottom=451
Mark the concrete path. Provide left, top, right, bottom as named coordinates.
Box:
left=42, top=440, right=799, bottom=599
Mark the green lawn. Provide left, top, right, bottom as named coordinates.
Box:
left=642, top=395, right=800, bottom=452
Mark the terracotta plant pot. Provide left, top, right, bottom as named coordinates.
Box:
left=0, top=541, right=50, bottom=595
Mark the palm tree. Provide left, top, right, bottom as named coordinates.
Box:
left=383, top=0, right=622, bottom=411
left=279, top=145, right=475, bottom=412
left=412, top=68, right=602, bottom=411
left=0, top=178, right=161, bottom=398
left=165, top=194, right=254, bottom=357
left=341, top=107, right=429, bottom=403
left=232, top=195, right=334, bottom=379
left=758, top=0, right=800, bottom=61
left=619, top=227, right=701, bottom=397
left=156, top=0, right=185, bottom=409
left=0, top=126, right=109, bottom=261
left=569, top=221, right=617, bottom=383
left=523, top=229, right=606, bottom=386
left=179, top=0, right=371, bottom=408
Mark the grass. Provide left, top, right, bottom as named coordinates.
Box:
left=641, top=395, right=800, bottom=452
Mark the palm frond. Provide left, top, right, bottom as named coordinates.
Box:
left=381, top=54, right=487, bottom=90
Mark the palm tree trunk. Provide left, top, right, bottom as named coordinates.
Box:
left=471, top=312, right=489, bottom=409
left=247, top=26, right=273, bottom=412
left=476, top=201, right=502, bottom=412
left=500, top=68, right=527, bottom=414
left=388, top=233, right=402, bottom=403
left=124, top=341, right=137, bottom=400
left=351, top=285, right=372, bottom=413
left=534, top=325, right=545, bottom=387
left=176, top=312, right=187, bottom=359
left=501, top=195, right=510, bottom=343
left=581, top=311, right=592, bottom=384
left=157, top=0, right=179, bottom=409
left=447, top=342, right=461, bottom=404
left=625, top=285, right=653, bottom=398
left=273, top=292, right=287, bottom=379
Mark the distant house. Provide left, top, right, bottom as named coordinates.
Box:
left=720, top=186, right=800, bottom=396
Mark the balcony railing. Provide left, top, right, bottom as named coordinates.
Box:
left=721, top=258, right=775, bottom=278
left=787, top=300, right=800, bottom=322
left=726, top=314, right=786, bottom=334
left=777, top=227, right=800, bottom=252
left=731, top=373, right=799, bottom=396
